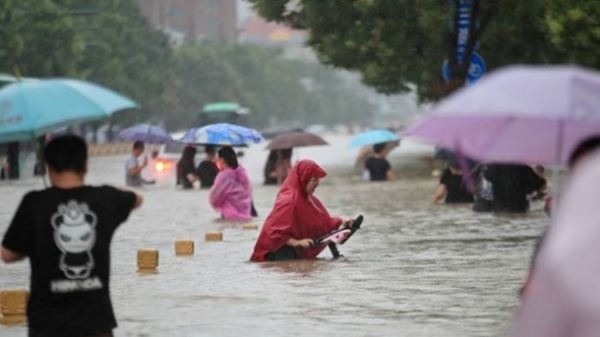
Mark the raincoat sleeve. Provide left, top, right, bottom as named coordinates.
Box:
left=312, top=197, right=343, bottom=231
left=329, top=216, right=343, bottom=230
left=209, top=172, right=231, bottom=208
left=250, top=191, right=296, bottom=262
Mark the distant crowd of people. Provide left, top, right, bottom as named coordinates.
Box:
left=431, top=152, right=547, bottom=214
left=1, top=135, right=348, bottom=336
left=5, top=132, right=600, bottom=337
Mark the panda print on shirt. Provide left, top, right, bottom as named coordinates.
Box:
left=50, top=200, right=97, bottom=280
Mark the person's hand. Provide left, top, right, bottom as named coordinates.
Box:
left=296, top=239, right=314, bottom=248
left=142, top=156, right=148, bottom=167
left=340, top=218, right=353, bottom=228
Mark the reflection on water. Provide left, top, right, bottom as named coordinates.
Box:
left=259, top=260, right=325, bottom=275
left=0, top=135, right=546, bottom=337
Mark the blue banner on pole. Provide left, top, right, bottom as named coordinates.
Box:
left=442, top=52, right=486, bottom=85
left=466, top=52, right=486, bottom=84
left=442, top=0, right=485, bottom=85
left=456, top=0, right=472, bottom=64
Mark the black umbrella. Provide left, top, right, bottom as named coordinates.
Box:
left=266, top=131, right=328, bottom=150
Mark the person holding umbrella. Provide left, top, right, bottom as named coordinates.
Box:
left=432, top=155, right=474, bottom=204
left=264, top=131, right=328, bottom=185
left=196, top=145, right=218, bottom=189
left=364, top=142, right=396, bottom=182
left=483, top=163, right=545, bottom=213
left=271, top=149, right=293, bottom=185
left=263, top=150, right=279, bottom=185
left=176, top=145, right=198, bottom=189
left=264, top=149, right=293, bottom=185
left=209, top=146, right=254, bottom=220
left=350, top=129, right=399, bottom=181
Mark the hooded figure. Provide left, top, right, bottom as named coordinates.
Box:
left=250, top=160, right=343, bottom=262
left=209, top=147, right=252, bottom=220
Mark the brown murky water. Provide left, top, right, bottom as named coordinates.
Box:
left=0, top=135, right=546, bottom=337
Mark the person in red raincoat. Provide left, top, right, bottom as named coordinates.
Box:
left=250, top=159, right=345, bottom=262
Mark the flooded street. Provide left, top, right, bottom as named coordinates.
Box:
left=0, top=135, right=547, bottom=337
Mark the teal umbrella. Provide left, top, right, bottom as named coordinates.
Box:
left=0, top=73, right=37, bottom=88
left=0, top=79, right=138, bottom=143
left=349, top=129, right=400, bottom=147
left=202, top=102, right=241, bottom=113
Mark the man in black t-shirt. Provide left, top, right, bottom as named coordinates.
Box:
left=196, top=145, right=218, bottom=189
left=484, top=163, right=546, bottom=213
left=1, top=135, right=143, bottom=337
left=432, top=165, right=474, bottom=204
left=364, top=142, right=395, bottom=181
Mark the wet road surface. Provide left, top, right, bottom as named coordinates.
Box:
left=0, top=135, right=546, bottom=337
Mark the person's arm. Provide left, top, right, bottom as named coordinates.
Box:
left=276, top=164, right=286, bottom=185
left=386, top=169, right=396, bottom=181
left=128, top=157, right=148, bottom=176
left=133, top=193, right=143, bottom=209
left=2, top=194, right=32, bottom=263
left=1, top=246, right=25, bottom=263
left=186, top=173, right=198, bottom=184
left=354, top=146, right=373, bottom=169
left=528, top=169, right=547, bottom=194
left=286, top=238, right=314, bottom=248
left=209, top=174, right=231, bottom=208
left=110, top=187, right=143, bottom=226
left=433, top=184, right=447, bottom=204
left=383, top=159, right=395, bottom=181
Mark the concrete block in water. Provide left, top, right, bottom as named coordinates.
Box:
left=137, top=249, right=159, bottom=271
left=175, top=240, right=195, bottom=256
left=205, top=231, right=223, bottom=242
left=0, top=289, right=28, bottom=325
left=242, top=223, right=259, bottom=230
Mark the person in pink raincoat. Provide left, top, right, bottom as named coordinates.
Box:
left=209, top=146, right=253, bottom=220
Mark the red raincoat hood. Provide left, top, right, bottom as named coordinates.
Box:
left=250, top=160, right=342, bottom=262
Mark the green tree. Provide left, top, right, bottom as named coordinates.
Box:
left=0, top=0, right=376, bottom=132
left=167, top=42, right=375, bottom=129
left=547, top=0, right=600, bottom=69
left=249, top=0, right=558, bottom=100
left=60, top=0, right=174, bottom=125
left=0, top=0, right=82, bottom=76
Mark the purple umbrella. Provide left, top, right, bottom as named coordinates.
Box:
left=118, top=123, right=171, bottom=144
left=406, top=65, right=600, bottom=165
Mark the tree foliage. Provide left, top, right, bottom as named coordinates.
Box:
left=58, top=0, right=174, bottom=125
left=0, top=0, right=373, bottom=132
left=0, top=0, right=82, bottom=76
left=249, top=0, right=566, bottom=100
left=547, top=0, right=600, bottom=69
left=168, top=42, right=374, bottom=129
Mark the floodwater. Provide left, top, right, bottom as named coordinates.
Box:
left=0, top=135, right=546, bottom=337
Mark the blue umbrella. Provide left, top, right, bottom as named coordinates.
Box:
left=0, top=79, right=138, bottom=143
left=119, top=124, right=171, bottom=144
left=349, top=129, right=400, bottom=147
left=179, top=123, right=263, bottom=146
